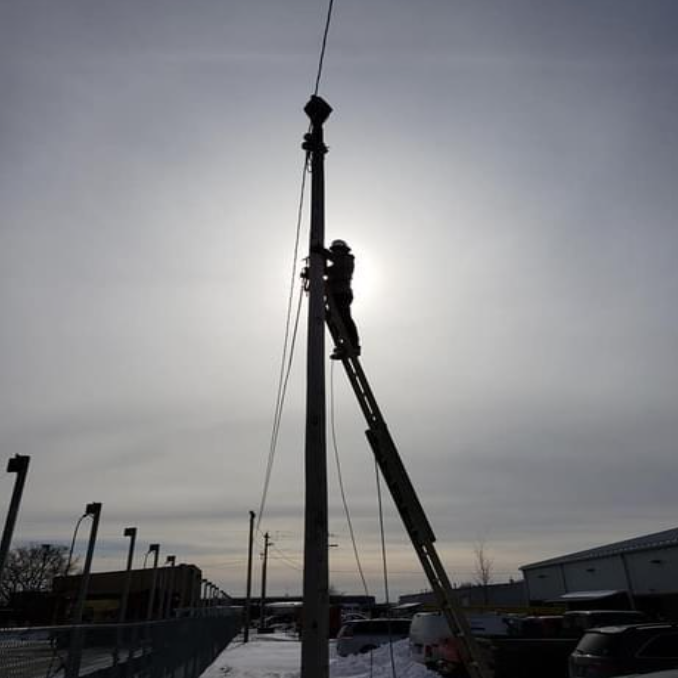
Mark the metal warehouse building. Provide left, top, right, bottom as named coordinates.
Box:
left=521, top=526, right=678, bottom=618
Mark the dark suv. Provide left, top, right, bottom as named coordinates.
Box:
left=569, top=623, right=678, bottom=677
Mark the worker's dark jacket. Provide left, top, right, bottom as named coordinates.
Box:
left=326, top=251, right=354, bottom=295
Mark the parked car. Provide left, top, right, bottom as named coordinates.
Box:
left=615, top=672, right=678, bottom=678
left=336, top=618, right=411, bottom=656
left=506, top=615, right=564, bottom=638
left=569, top=623, right=678, bottom=678
left=562, top=610, right=647, bottom=638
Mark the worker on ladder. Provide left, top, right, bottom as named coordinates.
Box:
left=315, top=239, right=360, bottom=359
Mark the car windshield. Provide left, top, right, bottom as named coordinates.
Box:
left=575, top=632, right=621, bottom=656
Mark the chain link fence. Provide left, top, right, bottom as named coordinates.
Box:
left=0, top=610, right=241, bottom=678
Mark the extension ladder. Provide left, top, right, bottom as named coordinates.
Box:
left=325, top=295, right=494, bottom=678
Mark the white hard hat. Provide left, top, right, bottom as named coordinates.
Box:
left=330, top=239, right=350, bottom=251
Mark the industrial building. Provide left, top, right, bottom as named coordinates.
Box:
left=52, top=563, right=204, bottom=622
left=521, top=526, right=678, bottom=618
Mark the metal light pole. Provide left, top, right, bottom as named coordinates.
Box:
left=0, top=455, right=30, bottom=588
left=201, top=578, right=208, bottom=610
left=71, top=502, right=102, bottom=624
left=301, top=94, right=332, bottom=678
left=146, top=543, right=160, bottom=621
left=164, top=555, right=176, bottom=618
left=38, top=543, right=51, bottom=587
left=258, top=532, right=271, bottom=632
left=66, top=502, right=102, bottom=678
left=119, top=527, right=137, bottom=623
left=243, top=510, right=255, bottom=642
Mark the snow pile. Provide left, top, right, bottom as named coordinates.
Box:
left=332, top=639, right=437, bottom=678
left=200, top=635, right=438, bottom=678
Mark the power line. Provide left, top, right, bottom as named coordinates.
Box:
left=330, top=361, right=370, bottom=597
left=375, top=459, right=397, bottom=678
left=256, top=164, right=308, bottom=530
left=256, top=0, right=337, bottom=562
left=313, top=0, right=336, bottom=96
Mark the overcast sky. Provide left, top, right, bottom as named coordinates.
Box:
left=2, top=0, right=677, bottom=600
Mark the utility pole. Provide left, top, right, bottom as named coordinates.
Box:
left=146, top=543, right=160, bottom=620
left=0, top=455, right=30, bottom=588
left=243, top=510, right=255, bottom=643
left=258, top=531, right=271, bottom=632
left=119, top=527, right=137, bottom=623
left=301, top=94, right=332, bottom=678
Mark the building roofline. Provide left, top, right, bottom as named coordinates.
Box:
left=521, top=526, right=678, bottom=570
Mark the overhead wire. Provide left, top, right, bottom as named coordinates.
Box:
left=313, top=0, right=336, bottom=96
left=255, top=0, right=337, bottom=562
left=375, top=460, right=398, bottom=678
left=256, top=176, right=308, bottom=530
left=330, top=361, right=370, bottom=597
left=255, top=527, right=304, bottom=574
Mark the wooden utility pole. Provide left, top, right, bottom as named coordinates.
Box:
left=243, top=511, right=255, bottom=642
left=258, top=531, right=271, bottom=631
left=301, top=94, right=332, bottom=678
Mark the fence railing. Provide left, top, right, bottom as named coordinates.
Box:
left=0, top=610, right=241, bottom=678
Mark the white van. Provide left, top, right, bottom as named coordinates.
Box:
left=409, top=611, right=510, bottom=667
left=410, top=612, right=450, bottom=666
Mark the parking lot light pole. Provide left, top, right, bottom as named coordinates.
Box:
left=66, top=502, right=102, bottom=678
left=201, top=579, right=208, bottom=610
left=164, top=555, right=176, bottom=618
left=72, top=502, right=102, bottom=624
left=119, top=527, right=137, bottom=623
left=0, top=455, right=30, bottom=588
left=146, top=544, right=160, bottom=620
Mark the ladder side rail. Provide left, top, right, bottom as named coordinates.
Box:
left=365, top=428, right=492, bottom=678
left=324, top=296, right=383, bottom=424
left=325, top=299, right=494, bottom=678
left=425, top=545, right=493, bottom=678
left=365, top=428, right=436, bottom=544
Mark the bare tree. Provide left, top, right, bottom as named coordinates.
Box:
left=0, top=544, right=77, bottom=605
left=473, top=540, right=493, bottom=605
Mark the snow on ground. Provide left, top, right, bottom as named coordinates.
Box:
left=200, top=634, right=438, bottom=678
left=200, top=633, right=301, bottom=678
left=330, top=638, right=437, bottom=678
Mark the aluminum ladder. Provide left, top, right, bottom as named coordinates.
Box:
left=325, top=294, right=494, bottom=678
